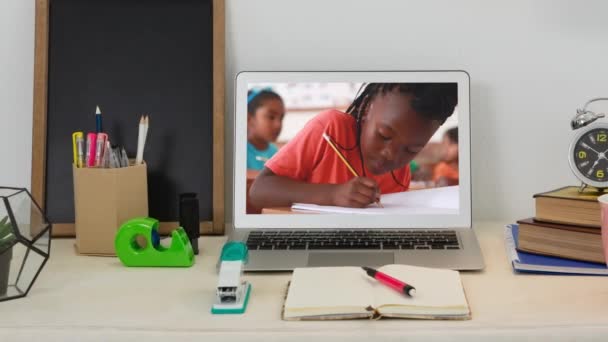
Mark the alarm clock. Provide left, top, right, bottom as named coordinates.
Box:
left=568, top=97, right=608, bottom=192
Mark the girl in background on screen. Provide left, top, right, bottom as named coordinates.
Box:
left=250, top=83, right=457, bottom=209
left=246, top=88, right=285, bottom=171
left=433, top=127, right=459, bottom=187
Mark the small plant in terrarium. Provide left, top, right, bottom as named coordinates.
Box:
left=0, top=215, right=15, bottom=297
left=0, top=216, right=16, bottom=252
left=0, top=187, right=51, bottom=301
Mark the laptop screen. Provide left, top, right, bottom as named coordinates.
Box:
left=234, top=72, right=471, bottom=229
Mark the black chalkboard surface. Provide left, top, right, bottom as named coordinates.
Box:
left=45, top=0, right=214, bottom=228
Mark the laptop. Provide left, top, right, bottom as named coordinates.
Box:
left=230, top=71, right=484, bottom=271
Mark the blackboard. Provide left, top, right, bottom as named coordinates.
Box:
left=32, top=0, right=225, bottom=236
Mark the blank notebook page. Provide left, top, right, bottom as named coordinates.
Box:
left=372, top=264, right=469, bottom=316
left=284, top=267, right=373, bottom=317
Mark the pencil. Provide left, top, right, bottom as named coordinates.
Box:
left=322, top=133, right=383, bottom=208
left=322, top=133, right=358, bottom=177
left=135, top=115, right=145, bottom=165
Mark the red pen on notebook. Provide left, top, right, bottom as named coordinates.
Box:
left=362, top=266, right=416, bottom=297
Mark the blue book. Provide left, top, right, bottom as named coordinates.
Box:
left=505, top=224, right=608, bottom=275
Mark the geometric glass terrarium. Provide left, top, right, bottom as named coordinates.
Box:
left=0, top=187, right=51, bottom=302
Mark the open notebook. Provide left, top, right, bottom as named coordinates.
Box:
left=283, top=264, right=470, bottom=320
left=291, top=186, right=459, bottom=215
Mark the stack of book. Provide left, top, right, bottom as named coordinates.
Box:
left=507, top=186, right=607, bottom=275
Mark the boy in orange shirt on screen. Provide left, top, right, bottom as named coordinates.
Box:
left=433, top=127, right=459, bottom=187
left=250, top=83, right=457, bottom=209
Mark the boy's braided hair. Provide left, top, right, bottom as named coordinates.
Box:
left=344, top=83, right=458, bottom=187
left=346, top=83, right=458, bottom=142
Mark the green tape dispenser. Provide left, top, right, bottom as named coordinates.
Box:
left=115, top=217, right=194, bottom=267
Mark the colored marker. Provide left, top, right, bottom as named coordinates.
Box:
left=72, top=132, right=84, bottom=168
left=94, top=133, right=108, bottom=167
left=86, top=133, right=97, bottom=167
left=362, top=266, right=416, bottom=297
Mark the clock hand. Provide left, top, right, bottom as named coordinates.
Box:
left=585, top=145, right=602, bottom=155
left=588, top=158, right=601, bottom=176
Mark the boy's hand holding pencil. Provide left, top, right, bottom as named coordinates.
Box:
left=331, top=177, right=381, bottom=208
left=323, top=132, right=383, bottom=208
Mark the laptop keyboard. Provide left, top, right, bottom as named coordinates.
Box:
left=245, top=230, right=460, bottom=251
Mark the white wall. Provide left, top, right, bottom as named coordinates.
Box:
left=2, top=0, right=608, bottom=221
left=226, top=0, right=608, bottom=221
left=0, top=0, right=34, bottom=188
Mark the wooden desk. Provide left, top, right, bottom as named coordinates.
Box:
left=1, top=221, right=608, bottom=341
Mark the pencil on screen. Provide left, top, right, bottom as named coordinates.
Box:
left=322, top=132, right=383, bottom=208
left=322, top=133, right=358, bottom=177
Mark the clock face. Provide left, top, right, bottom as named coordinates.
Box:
left=572, top=128, right=608, bottom=183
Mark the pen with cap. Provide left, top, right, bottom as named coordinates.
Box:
left=101, top=140, right=112, bottom=168
left=109, top=145, right=121, bottom=168
left=120, top=147, right=129, bottom=167
left=362, top=266, right=416, bottom=297
left=322, top=132, right=383, bottom=208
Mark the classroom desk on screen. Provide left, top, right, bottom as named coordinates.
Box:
left=259, top=182, right=431, bottom=214
left=1, top=221, right=608, bottom=341
left=262, top=207, right=299, bottom=214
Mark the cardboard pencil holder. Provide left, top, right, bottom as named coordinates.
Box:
left=73, top=162, right=148, bottom=256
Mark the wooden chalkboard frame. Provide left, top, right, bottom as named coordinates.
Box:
left=31, top=0, right=225, bottom=236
